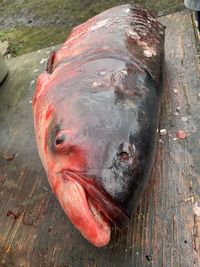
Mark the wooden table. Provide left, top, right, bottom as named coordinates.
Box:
left=0, top=10, right=200, bottom=267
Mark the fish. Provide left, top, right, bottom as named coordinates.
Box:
left=32, top=4, right=165, bottom=247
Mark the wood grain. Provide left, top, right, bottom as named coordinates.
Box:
left=0, top=10, right=199, bottom=267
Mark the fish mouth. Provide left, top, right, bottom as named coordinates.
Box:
left=55, top=170, right=129, bottom=247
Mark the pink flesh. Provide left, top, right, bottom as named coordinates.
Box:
left=55, top=178, right=111, bottom=247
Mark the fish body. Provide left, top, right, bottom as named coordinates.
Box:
left=33, top=4, right=165, bottom=247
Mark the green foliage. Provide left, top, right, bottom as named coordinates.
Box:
left=0, top=0, right=184, bottom=56
left=0, top=31, right=7, bottom=39
left=0, top=26, right=69, bottom=56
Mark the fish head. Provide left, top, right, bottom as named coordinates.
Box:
left=33, top=57, right=156, bottom=247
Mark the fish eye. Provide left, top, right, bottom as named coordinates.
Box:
left=55, top=134, right=66, bottom=146
left=54, top=130, right=73, bottom=152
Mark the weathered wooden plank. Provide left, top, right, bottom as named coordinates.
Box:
left=0, top=54, right=8, bottom=84
left=0, top=10, right=199, bottom=267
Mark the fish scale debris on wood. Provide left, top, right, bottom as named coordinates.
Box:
left=32, top=4, right=165, bottom=247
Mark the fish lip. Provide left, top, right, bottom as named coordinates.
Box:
left=62, top=170, right=130, bottom=229
left=55, top=171, right=111, bottom=247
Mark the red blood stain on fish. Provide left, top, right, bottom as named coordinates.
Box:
left=45, top=107, right=53, bottom=121
left=176, top=130, right=187, bottom=140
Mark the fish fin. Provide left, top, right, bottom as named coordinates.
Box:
left=46, top=51, right=56, bottom=74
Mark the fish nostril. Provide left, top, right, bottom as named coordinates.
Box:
left=117, top=151, right=130, bottom=162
